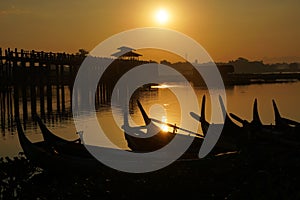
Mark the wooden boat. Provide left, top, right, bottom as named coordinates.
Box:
left=124, top=97, right=243, bottom=157
left=190, top=95, right=246, bottom=150
left=229, top=99, right=300, bottom=147
left=123, top=100, right=205, bottom=158
left=16, top=117, right=107, bottom=174
left=34, top=115, right=94, bottom=158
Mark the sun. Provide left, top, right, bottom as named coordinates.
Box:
left=155, top=9, right=169, bottom=25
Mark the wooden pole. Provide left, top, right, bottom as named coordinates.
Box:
left=13, top=84, right=20, bottom=118
left=30, top=56, right=37, bottom=117
left=61, top=65, right=65, bottom=112
left=0, top=92, right=5, bottom=131
left=46, top=62, right=52, bottom=115
left=22, top=85, right=28, bottom=121
left=39, top=61, right=45, bottom=117
left=56, top=64, right=60, bottom=113
left=8, top=88, right=13, bottom=128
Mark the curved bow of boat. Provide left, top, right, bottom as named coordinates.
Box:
left=16, top=117, right=53, bottom=165
left=34, top=114, right=81, bottom=145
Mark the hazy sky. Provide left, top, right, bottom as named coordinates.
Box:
left=1, top=0, right=299, bottom=63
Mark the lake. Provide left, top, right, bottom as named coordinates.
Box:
left=1, top=81, right=300, bottom=158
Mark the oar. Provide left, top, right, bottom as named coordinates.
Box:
left=218, top=95, right=228, bottom=121
left=121, top=125, right=148, bottom=135
left=136, top=100, right=203, bottom=137
left=149, top=117, right=204, bottom=138
left=190, top=112, right=202, bottom=122
left=281, top=117, right=300, bottom=127
left=229, top=113, right=250, bottom=127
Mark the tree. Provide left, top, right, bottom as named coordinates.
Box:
left=76, top=49, right=89, bottom=57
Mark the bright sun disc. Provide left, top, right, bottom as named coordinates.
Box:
left=155, top=9, right=169, bottom=24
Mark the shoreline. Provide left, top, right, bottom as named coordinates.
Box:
left=2, top=147, right=300, bottom=198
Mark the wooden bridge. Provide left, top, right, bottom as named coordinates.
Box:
left=0, top=48, right=84, bottom=87
left=0, top=48, right=152, bottom=127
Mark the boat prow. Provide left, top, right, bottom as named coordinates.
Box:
left=252, top=98, right=263, bottom=127
left=272, top=99, right=300, bottom=128
left=16, top=117, right=108, bottom=174
left=16, top=117, right=57, bottom=169
left=34, top=114, right=94, bottom=158
left=34, top=114, right=80, bottom=145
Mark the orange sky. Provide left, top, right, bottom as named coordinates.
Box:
left=0, top=0, right=299, bottom=63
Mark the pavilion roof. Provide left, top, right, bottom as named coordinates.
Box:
left=111, top=46, right=142, bottom=58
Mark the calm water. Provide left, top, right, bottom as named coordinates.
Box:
left=1, top=82, right=300, bottom=157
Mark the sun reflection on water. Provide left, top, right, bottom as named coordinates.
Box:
left=161, top=116, right=169, bottom=132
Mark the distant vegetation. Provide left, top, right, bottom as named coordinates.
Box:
left=76, top=49, right=89, bottom=57
left=73, top=48, right=299, bottom=74
left=218, top=57, right=300, bottom=74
